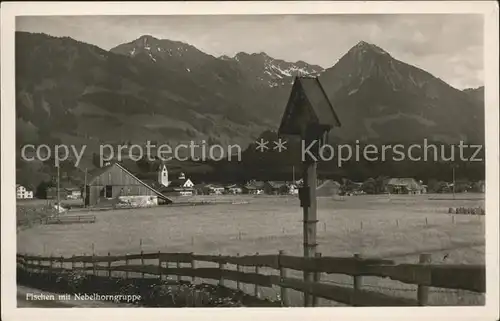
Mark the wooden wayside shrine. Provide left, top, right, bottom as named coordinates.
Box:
left=279, top=76, right=341, bottom=307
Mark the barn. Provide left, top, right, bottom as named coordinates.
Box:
left=84, top=162, right=172, bottom=207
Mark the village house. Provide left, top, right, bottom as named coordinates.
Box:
left=84, top=162, right=172, bottom=207
left=316, top=180, right=341, bottom=197
left=243, top=181, right=265, bottom=195
left=64, top=185, right=82, bottom=199
left=284, top=183, right=299, bottom=195
left=386, top=178, right=425, bottom=195
left=263, top=181, right=298, bottom=195
left=160, top=172, right=195, bottom=196
left=46, top=187, right=68, bottom=200
left=47, top=182, right=82, bottom=200
left=16, top=184, right=33, bottom=199
left=205, top=184, right=225, bottom=195
left=264, top=181, right=284, bottom=195
left=225, top=184, right=243, bottom=195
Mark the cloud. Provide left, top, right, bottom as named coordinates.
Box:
left=16, top=14, right=483, bottom=89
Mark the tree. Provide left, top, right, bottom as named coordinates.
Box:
left=361, top=178, right=377, bottom=194
left=36, top=180, right=53, bottom=199
left=375, top=176, right=389, bottom=194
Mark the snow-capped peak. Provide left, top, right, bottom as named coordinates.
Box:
left=350, top=40, right=390, bottom=57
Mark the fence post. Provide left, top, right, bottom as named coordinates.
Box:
left=49, top=255, right=53, bottom=280
left=218, top=254, right=225, bottom=287
left=353, top=253, right=363, bottom=307
left=176, top=260, right=181, bottom=282
left=254, top=252, right=260, bottom=298
left=107, top=252, right=112, bottom=278
left=141, top=250, right=145, bottom=279
left=236, top=253, right=241, bottom=291
left=83, top=253, right=86, bottom=274
left=312, top=253, right=322, bottom=307
left=417, top=253, right=432, bottom=306
left=190, top=253, right=196, bottom=284
left=278, top=250, right=288, bottom=307
left=125, top=254, right=129, bottom=280
left=158, top=251, right=162, bottom=281
left=92, top=253, right=96, bottom=276
left=91, top=243, right=96, bottom=276
left=60, top=256, right=63, bottom=274
left=71, top=255, right=75, bottom=271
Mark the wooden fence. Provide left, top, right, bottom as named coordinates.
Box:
left=16, top=251, right=485, bottom=307
left=17, top=214, right=96, bottom=226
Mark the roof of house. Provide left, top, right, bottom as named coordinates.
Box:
left=87, top=164, right=114, bottom=184
left=266, top=181, right=288, bottom=189
left=386, top=178, right=423, bottom=190
left=64, top=187, right=81, bottom=192
left=168, top=178, right=191, bottom=188
left=279, top=76, right=341, bottom=136
left=206, top=184, right=224, bottom=189
left=316, top=180, right=341, bottom=196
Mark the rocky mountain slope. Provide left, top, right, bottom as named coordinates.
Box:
left=318, top=41, right=484, bottom=144
left=16, top=33, right=484, bottom=155
left=16, top=33, right=323, bottom=151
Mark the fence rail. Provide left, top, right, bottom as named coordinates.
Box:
left=17, top=214, right=96, bottom=226
left=16, top=251, right=485, bottom=307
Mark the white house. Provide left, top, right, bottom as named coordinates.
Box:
left=225, top=184, right=243, bottom=195
left=206, top=184, right=225, bottom=195
left=16, top=184, right=33, bottom=199
left=288, top=183, right=299, bottom=195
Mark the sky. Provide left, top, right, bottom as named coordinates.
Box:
left=17, top=14, right=483, bottom=89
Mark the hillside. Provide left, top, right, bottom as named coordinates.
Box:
left=15, top=33, right=485, bottom=189
left=16, top=32, right=275, bottom=151
left=318, top=41, right=484, bottom=144
left=463, top=86, right=485, bottom=106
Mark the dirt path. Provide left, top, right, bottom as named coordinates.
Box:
left=17, top=286, right=136, bottom=308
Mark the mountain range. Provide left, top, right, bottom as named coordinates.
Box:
left=16, top=32, right=484, bottom=157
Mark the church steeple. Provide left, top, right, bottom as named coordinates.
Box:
left=158, top=163, right=169, bottom=187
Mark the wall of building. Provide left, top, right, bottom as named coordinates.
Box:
left=115, top=195, right=158, bottom=208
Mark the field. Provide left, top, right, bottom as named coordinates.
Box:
left=17, top=193, right=485, bottom=306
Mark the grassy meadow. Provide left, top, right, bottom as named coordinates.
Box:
left=17, top=193, right=485, bottom=306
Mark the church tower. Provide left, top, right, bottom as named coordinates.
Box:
left=158, top=164, right=169, bottom=187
